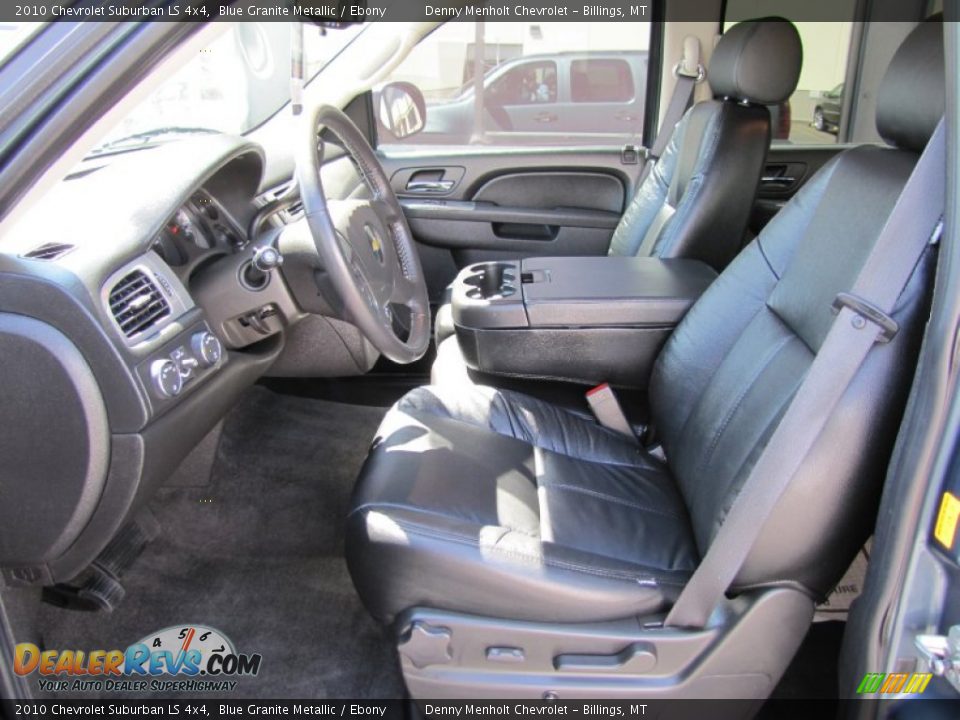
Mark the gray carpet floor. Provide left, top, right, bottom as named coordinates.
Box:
left=30, top=386, right=405, bottom=699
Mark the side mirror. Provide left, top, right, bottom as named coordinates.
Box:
left=376, top=82, right=426, bottom=140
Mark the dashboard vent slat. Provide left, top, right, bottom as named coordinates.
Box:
left=22, top=242, right=74, bottom=260
left=284, top=200, right=304, bottom=220
left=108, top=270, right=170, bottom=339
left=265, top=182, right=304, bottom=224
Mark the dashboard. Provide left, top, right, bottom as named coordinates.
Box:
left=0, top=135, right=299, bottom=589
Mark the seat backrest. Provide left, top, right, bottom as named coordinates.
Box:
left=648, top=18, right=945, bottom=598
left=608, top=18, right=802, bottom=271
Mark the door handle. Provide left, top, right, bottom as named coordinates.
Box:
left=535, top=113, right=558, bottom=123
left=405, top=180, right=455, bottom=193
left=760, top=176, right=797, bottom=187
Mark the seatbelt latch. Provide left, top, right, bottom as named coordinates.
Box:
left=832, top=292, right=899, bottom=344
left=586, top=383, right=638, bottom=443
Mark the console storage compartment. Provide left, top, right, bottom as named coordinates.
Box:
left=450, top=256, right=717, bottom=388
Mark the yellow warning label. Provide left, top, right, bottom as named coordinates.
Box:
left=933, top=491, right=960, bottom=550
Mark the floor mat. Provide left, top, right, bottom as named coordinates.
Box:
left=769, top=621, right=845, bottom=700
left=31, top=386, right=405, bottom=699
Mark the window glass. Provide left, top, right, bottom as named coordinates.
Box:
left=376, top=21, right=651, bottom=148
left=489, top=61, right=558, bottom=105
left=91, top=22, right=362, bottom=155
left=724, top=1, right=857, bottom=145
left=571, top=59, right=635, bottom=103
left=0, top=22, right=45, bottom=68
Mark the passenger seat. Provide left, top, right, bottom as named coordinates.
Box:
left=433, top=17, right=803, bottom=345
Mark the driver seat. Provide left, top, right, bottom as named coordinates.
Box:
left=432, top=18, right=803, bottom=347
left=346, top=19, right=944, bottom=698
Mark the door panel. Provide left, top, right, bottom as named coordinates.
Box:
left=380, top=146, right=636, bottom=301
left=472, top=171, right=624, bottom=212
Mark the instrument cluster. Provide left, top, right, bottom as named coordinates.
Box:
left=151, top=190, right=244, bottom=268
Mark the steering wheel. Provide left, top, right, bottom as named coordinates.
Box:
left=296, top=105, right=430, bottom=364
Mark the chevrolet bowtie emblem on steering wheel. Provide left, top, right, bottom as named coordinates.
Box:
left=363, top=224, right=385, bottom=264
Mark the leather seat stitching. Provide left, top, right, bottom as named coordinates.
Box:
left=541, top=482, right=685, bottom=520
left=406, top=394, right=654, bottom=469
left=386, top=516, right=688, bottom=586
left=347, top=501, right=536, bottom=538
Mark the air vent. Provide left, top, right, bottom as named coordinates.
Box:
left=108, top=270, right=170, bottom=339
left=263, top=183, right=303, bottom=224
left=283, top=200, right=304, bottom=221
left=22, top=242, right=74, bottom=261
left=268, top=183, right=294, bottom=202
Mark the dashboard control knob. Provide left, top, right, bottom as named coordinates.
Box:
left=215, top=227, right=242, bottom=249
left=191, top=331, right=223, bottom=368
left=150, top=358, right=183, bottom=399
left=252, top=245, right=283, bottom=273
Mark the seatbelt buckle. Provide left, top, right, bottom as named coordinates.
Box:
left=674, top=35, right=706, bottom=82
left=673, top=61, right=706, bottom=82
left=586, top=383, right=639, bottom=443
left=831, top=292, right=899, bottom=344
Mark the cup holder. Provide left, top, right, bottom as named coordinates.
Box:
left=462, top=262, right=517, bottom=300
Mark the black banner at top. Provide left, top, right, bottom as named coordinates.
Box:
left=3, top=0, right=943, bottom=24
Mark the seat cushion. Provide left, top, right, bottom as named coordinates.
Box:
left=347, top=385, right=699, bottom=624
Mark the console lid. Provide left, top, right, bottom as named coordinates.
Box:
left=521, top=256, right=717, bottom=327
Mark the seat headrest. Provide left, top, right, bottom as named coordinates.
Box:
left=709, top=18, right=802, bottom=106
left=876, top=17, right=944, bottom=153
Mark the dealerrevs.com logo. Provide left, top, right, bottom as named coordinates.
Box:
left=856, top=672, right=932, bottom=695
left=14, top=624, right=262, bottom=694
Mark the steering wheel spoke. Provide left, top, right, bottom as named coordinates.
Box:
left=389, top=271, right=417, bottom=304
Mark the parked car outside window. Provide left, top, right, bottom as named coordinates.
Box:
left=814, top=82, right=844, bottom=133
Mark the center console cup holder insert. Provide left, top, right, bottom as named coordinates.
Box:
left=463, top=262, right=518, bottom=300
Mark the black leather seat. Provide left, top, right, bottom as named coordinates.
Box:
left=433, top=18, right=803, bottom=346
left=348, top=19, right=943, bottom=629
left=606, top=17, right=800, bottom=264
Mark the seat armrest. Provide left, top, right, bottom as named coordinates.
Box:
left=521, top=256, right=717, bottom=328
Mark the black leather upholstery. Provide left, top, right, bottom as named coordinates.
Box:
left=708, top=18, right=803, bottom=105
left=347, top=386, right=697, bottom=623
left=606, top=100, right=770, bottom=265
left=434, top=18, right=801, bottom=346
left=349, top=20, right=942, bottom=626
left=875, top=16, right=945, bottom=153
left=649, top=146, right=933, bottom=593
left=597, top=17, right=800, bottom=266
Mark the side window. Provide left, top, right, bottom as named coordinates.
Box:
left=376, top=21, right=651, bottom=148
left=724, top=1, right=857, bottom=145
left=487, top=61, right=558, bottom=105
left=570, top=59, right=635, bottom=103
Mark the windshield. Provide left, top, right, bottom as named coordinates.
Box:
left=0, top=22, right=45, bottom=66
left=92, top=22, right=363, bottom=155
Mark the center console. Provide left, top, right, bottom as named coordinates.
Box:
left=450, top=256, right=717, bottom=388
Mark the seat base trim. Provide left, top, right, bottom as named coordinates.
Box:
left=396, top=587, right=813, bottom=700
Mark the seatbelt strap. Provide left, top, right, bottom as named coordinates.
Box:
left=638, top=37, right=703, bottom=183
left=666, top=119, right=946, bottom=629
